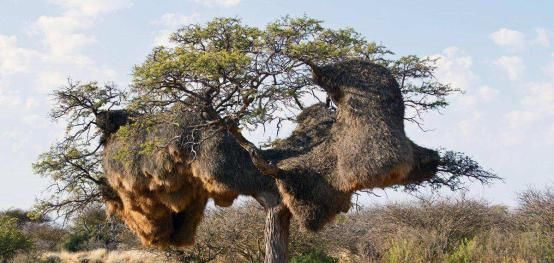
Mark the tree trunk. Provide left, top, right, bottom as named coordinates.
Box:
left=264, top=204, right=292, bottom=263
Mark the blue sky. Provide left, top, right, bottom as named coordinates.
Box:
left=1, top=0, right=553, bottom=209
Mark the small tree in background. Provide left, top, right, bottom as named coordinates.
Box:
left=34, top=16, right=498, bottom=263
left=0, top=216, right=33, bottom=262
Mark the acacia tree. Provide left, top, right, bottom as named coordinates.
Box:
left=35, top=16, right=498, bottom=263
left=33, top=82, right=125, bottom=222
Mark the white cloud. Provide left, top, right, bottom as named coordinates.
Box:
left=431, top=47, right=476, bottom=91
left=154, top=13, right=198, bottom=28
left=153, top=30, right=176, bottom=47
left=490, top=28, right=526, bottom=50
left=521, top=82, right=554, bottom=115
left=32, top=0, right=133, bottom=64
left=0, top=35, right=39, bottom=75
left=543, top=53, right=554, bottom=77
left=533, top=28, right=550, bottom=47
left=0, top=90, right=22, bottom=107
left=20, top=114, right=51, bottom=128
left=457, top=112, right=482, bottom=137
left=544, top=64, right=554, bottom=76
left=36, top=71, right=67, bottom=93
left=546, top=124, right=554, bottom=145
left=494, top=56, right=525, bottom=80
left=49, top=0, right=133, bottom=16
left=477, top=85, right=499, bottom=101
left=152, top=13, right=199, bottom=47
left=430, top=48, right=501, bottom=111
left=24, top=97, right=40, bottom=110
left=506, top=110, right=539, bottom=129
left=0, top=0, right=132, bottom=210
left=33, top=14, right=95, bottom=64
left=504, top=82, right=554, bottom=144
left=192, top=0, right=240, bottom=7
left=425, top=47, right=501, bottom=140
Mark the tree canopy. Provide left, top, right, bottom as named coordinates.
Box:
left=130, top=16, right=456, bottom=130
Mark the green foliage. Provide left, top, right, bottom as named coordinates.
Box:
left=49, top=81, right=126, bottom=126
left=60, top=207, right=133, bottom=252
left=290, top=249, right=337, bottom=263
left=131, top=15, right=453, bottom=132
left=9, top=188, right=550, bottom=262
left=382, top=239, right=426, bottom=263
left=266, top=16, right=374, bottom=64
left=0, top=209, right=48, bottom=226
left=448, top=238, right=477, bottom=263
left=0, top=216, right=33, bottom=261
left=172, top=191, right=552, bottom=262
left=62, top=232, right=89, bottom=252
left=32, top=140, right=106, bottom=221
left=33, top=82, right=126, bottom=220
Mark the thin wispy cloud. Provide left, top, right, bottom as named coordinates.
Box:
left=542, top=53, right=554, bottom=76
left=48, top=0, right=134, bottom=16
left=494, top=56, right=525, bottom=80
left=0, top=35, right=40, bottom=75
left=31, top=0, right=134, bottom=65
left=490, top=28, right=526, bottom=50
left=490, top=27, right=551, bottom=51
left=192, top=0, right=240, bottom=7
left=431, top=47, right=477, bottom=91
left=152, top=13, right=199, bottom=46
left=533, top=28, right=551, bottom=47
left=503, top=81, right=554, bottom=144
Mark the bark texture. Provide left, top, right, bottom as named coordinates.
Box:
left=264, top=204, right=291, bottom=263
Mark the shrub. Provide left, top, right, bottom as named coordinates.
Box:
left=28, top=224, right=67, bottom=251
left=448, top=238, right=477, bottom=263
left=517, top=187, right=554, bottom=231
left=30, top=187, right=554, bottom=262
left=291, top=249, right=337, bottom=263
left=62, top=232, right=90, bottom=252
left=0, top=216, right=33, bottom=261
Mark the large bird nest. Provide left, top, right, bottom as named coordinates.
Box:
left=99, top=60, right=440, bottom=247
left=101, top=108, right=277, bottom=247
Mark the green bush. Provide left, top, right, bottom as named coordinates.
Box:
left=62, top=232, right=89, bottom=252
left=448, top=238, right=477, bottom=263
left=381, top=238, right=428, bottom=263
left=0, top=216, right=33, bottom=261
left=291, top=249, right=337, bottom=263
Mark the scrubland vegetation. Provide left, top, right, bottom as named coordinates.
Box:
left=2, top=186, right=553, bottom=262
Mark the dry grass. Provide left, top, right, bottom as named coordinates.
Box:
left=41, top=249, right=173, bottom=263
left=15, top=187, right=552, bottom=262
left=172, top=187, right=554, bottom=263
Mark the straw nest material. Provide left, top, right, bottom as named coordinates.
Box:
left=98, top=59, right=440, bottom=247
left=100, top=109, right=277, bottom=247
left=264, top=60, right=439, bottom=231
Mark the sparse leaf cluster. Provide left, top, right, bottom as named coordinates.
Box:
left=33, top=82, right=126, bottom=221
